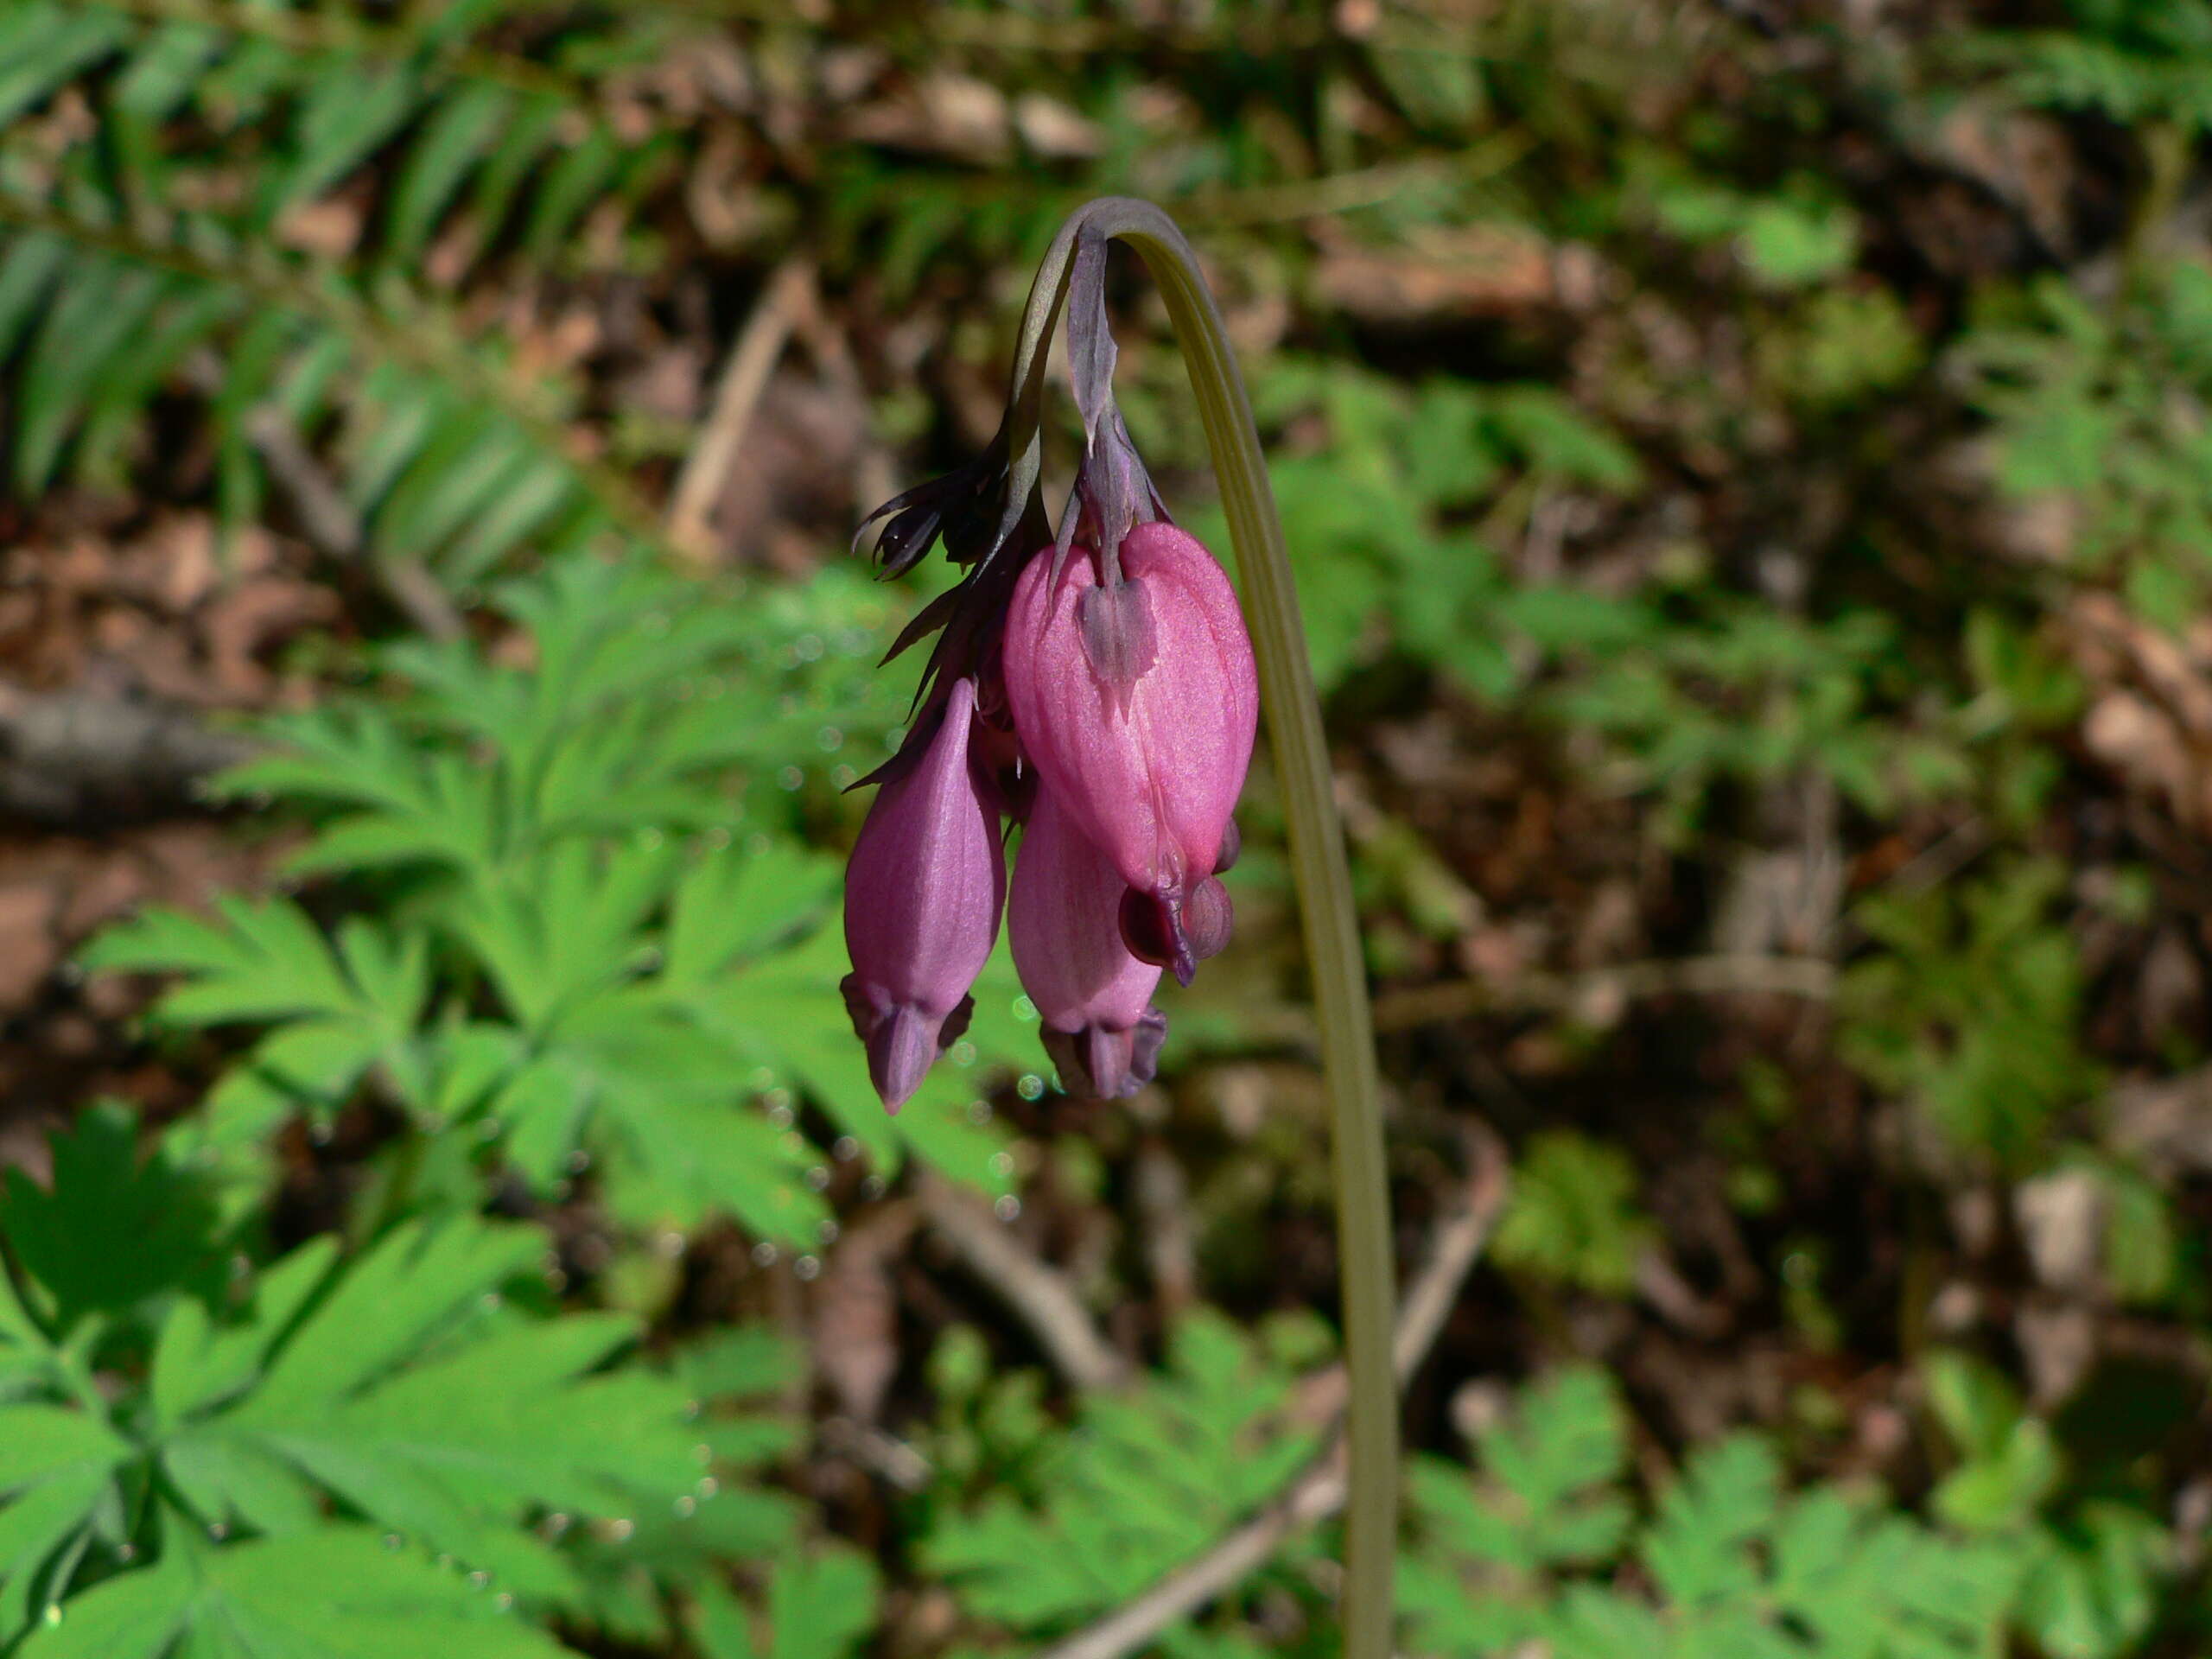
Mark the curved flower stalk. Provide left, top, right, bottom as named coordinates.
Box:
left=847, top=199, right=1396, bottom=1656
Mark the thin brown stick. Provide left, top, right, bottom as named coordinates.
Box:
left=1034, top=1459, right=1351, bottom=1659
left=915, top=1169, right=1131, bottom=1393
left=242, top=406, right=463, bottom=643
left=184, top=353, right=463, bottom=642
left=1368, top=953, right=1837, bottom=1033
left=1033, top=1133, right=1510, bottom=1659
left=0, top=685, right=253, bottom=825
left=667, top=259, right=815, bottom=562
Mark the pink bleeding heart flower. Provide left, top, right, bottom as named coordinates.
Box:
left=1009, top=785, right=1166, bottom=1099
left=1001, top=520, right=1256, bottom=985
left=841, top=676, right=1005, bottom=1111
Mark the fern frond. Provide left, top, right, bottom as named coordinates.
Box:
left=0, top=187, right=665, bottom=573
left=10, top=0, right=705, bottom=271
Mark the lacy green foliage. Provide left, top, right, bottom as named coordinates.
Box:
left=918, top=1313, right=1320, bottom=1643
left=1, top=0, right=694, bottom=272
left=0, top=0, right=709, bottom=573
left=0, top=1110, right=803, bottom=1656
left=1923, top=1351, right=2175, bottom=1659
left=1184, top=356, right=1638, bottom=696
left=1490, top=1131, right=1651, bottom=1297
left=1961, top=0, right=2212, bottom=132
left=1838, top=860, right=2099, bottom=1168
left=1628, top=152, right=1860, bottom=292
left=81, top=555, right=1028, bottom=1241
left=0, top=200, right=653, bottom=579
left=1180, top=356, right=1980, bottom=840
left=1402, top=1367, right=2026, bottom=1659
left=1957, top=258, right=2212, bottom=627
left=688, top=1548, right=879, bottom=1659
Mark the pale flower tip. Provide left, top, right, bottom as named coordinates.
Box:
left=1043, top=1006, right=1168, bottom=1101
left=868, top=1001, right=941, bottom=1114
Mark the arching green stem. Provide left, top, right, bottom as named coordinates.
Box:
left=1013, top=196, right=1398, bottom=1657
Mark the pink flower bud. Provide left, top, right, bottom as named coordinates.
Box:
left=1001, top=522, right=1257, bottom=985
left=1009, top=787, right=1166, bottom=1099
left=841, top=677, right=1005, bottom=1111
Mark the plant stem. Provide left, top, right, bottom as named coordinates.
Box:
left=1077, top=197, right=1399, bottom=1656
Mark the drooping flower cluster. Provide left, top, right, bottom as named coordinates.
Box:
left=842, top=513, right=1256, bottom=1110
left=841, top=244, right=1257, bottom=1111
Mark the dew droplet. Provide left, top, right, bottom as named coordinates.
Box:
left=1016, top=1072, right=1045, bottom=1100
left=604, top=1518, right=633, bottom=1544
left=383, top=1533, right=405, bottom=1551
left=566, top=1149, right=591, bottom=1173
left=989, top=1151, right=1014, bottom=1179
left=673, top=1495, right=696, bottom=1518
left=817, top=1220, right=840, bottom=1246
left=697, top=1475, right=720, bottom=1498
left=751, top=1241, right=779, bottom=1267
left=817, top=726, right=843, bottom=752
left=968, top=1100, right=993, bottom=1125
left=794, top=1255, right=821, bottom=1281
left=831, top=1135, right=860, bottom=1161
left=950, top=1039, right=978, bottom=1067
left=861, top=1174, right=887, bottom=1200
left=994, top=1195, right=1021, bottom=1223
left=804, top=1166, right=830, bottom=1192
left=778, top=766, right=804, bottom=791
left=467, top=1571, right=489, bottom=1590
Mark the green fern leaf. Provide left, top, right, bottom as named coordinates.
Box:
left=691, top=1547, right=881, bottom=1659
left=0, top=1102, right=226, bottom=1331
left=16, top=1528, right=573, bottom=1659
left=156, top=1219, right=702, bottom=1605
left=922, top=1312, right=1315, bottom=1635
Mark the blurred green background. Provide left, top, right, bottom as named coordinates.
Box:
left=0, top=0, right=2208, bottom=1655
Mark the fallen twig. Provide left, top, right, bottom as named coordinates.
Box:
left=1367, top=953, right=1836, bottom=1033
left=1033, top=1128, right=1510, bottom=1659
left=185, top=353, right=465, bottom=643
left=0, top=685, right=254, bottom=826
left=916, top=1169, right=1132, bottom=1393
left=242, top=406, right=464, bottom=644
left=668, top=258, right=817, bottom=562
